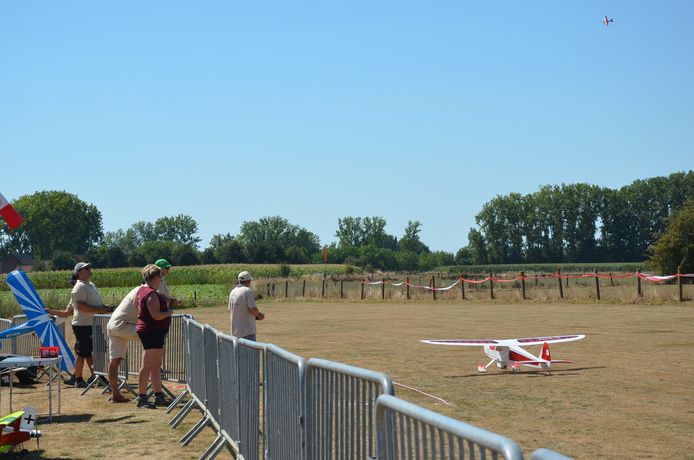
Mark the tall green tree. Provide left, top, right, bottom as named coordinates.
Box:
left=648, top=200, right=694, bottom=274
left=0, top=190, right=103, bottom=259
left=398, top=221, right=430, bottom=254
left=238, top=216, right=320, bottom=263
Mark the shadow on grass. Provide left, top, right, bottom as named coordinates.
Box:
left=443, top=366, right=607, bottom=378
left=94, top=415, right=135, bottom=424
left=15, top=449, right=73, bottom=460
left=48, top=413, right=94, bottom=423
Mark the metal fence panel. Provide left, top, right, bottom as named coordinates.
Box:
left=187, top=320, right=207, bottom=404
left=217, top=333, right=239, bottom=443
left=91, top=314, right=110, bottom=376
left=0, top=318, right=12, bottom=352
left=163, top=314, right=189, bottom=382
left=237, top=338, right=266, bottom=460
left=376, top=394, right=525, bottom=460
left=203, top=324, right=220, bottom=420
left=305, top=358, right=395, bottom=460
left=12, top=314, right=66, bottom=356
left=265, top=344, right=305, bottom=460
left=529, top=448, right=573, bottom=460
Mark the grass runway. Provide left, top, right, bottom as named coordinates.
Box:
left=7, top=300, right=693, bottom=459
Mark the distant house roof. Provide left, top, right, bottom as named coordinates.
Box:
left=1, top=253, right=33, bottom=274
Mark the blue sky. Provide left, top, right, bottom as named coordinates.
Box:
left=2, top=1, right=692, bottom=252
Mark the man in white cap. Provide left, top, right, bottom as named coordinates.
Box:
left=228, top=270, right=264, bottom=341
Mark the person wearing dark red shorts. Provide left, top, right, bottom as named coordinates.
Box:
left=134, top=264, right=172, bottom=408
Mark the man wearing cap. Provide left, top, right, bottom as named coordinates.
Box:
left=48, top=262, right=110, bottom=387
left=155, top=259, right=181, bottom=307
left=228, top=271, right=264, bottom=341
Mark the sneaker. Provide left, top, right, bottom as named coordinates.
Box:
left=63, top=375, right=77, bottom=386
left=136, top=395, right=156, bottom=409
left=74, top=378, right=88, bottom=388
left=153, top=393, right=171, bottom=407
left=86, top=375, right=98, bottom=385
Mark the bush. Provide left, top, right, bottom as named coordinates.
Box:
left=279, top=264, right=291, bottom=278
left=51, top=250, right=75, bottom=270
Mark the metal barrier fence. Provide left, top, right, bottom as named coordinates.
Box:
left=167, top=317, right=572, bottom=460
left=0, top=318, right=12, bottom=352
left=11, top=314, right=66, bottom=356
left=376, top=394, right=524, bottom=460
left=265, top=344, right=305, bottom=460
left=237, top=338, right=266, bottom=460
left=305, top=358, right=395, bottom=460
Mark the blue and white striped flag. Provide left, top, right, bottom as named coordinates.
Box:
left=6, top=270, right=75, bottom=373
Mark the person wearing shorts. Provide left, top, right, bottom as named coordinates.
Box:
left=106, top=285, right=140, bottom=402
left=134, top=264, right=172, bottom=409
left=49, top=263, right=110, bottom=388
left=228, top=270, right=264, bottom=341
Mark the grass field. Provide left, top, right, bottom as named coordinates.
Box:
left=5, top=299, right=694, bottom=459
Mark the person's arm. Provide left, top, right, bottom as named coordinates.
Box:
left=74, top=301, right=108, bottom=313
left=46, top=304, right=73, bottom=317
left=246, top=289, right=264, bottom=320
left=146, top=293, right=172, bottom=321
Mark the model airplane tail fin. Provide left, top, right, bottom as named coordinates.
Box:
left=541, top=341, right=551, bottom=361
left=20, top=407, right=36, bottom=432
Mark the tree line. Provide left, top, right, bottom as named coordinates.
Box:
left=0, top=171, right=691, bottom=273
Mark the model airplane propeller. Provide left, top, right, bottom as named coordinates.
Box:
left=421, top=335, right=586, bottom=374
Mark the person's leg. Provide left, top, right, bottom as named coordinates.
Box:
left=74, top=356, right=85, bottom=378
left=86, top=356, right=94, bottom=377
left=108, top=358, right=127, bottom=402
left=138, top=349, right=151, bottom=396
left=148, top=349, right=165, bottom=393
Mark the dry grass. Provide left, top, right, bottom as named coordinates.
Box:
left=5, top=299, right=694, bottom=459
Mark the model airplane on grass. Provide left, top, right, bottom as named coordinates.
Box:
left=421, top=335, right=586, bottom=374
left=0, top=407, right=41, bottom=456
left=0, top=270, right=75, bottom=373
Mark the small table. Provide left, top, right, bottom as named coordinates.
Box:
left=0, top=356, right=61, bottom=422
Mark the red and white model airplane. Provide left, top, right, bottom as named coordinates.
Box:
left=603, top=16, right=614, bottom=26
left=421, top=334, right=586, bottom=374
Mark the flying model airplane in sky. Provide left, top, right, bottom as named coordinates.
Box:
left=421, top=335, right=586, bottom=374
left=0, top=407, right=41, bottom=455
left=603, top=16, right=614, bottom=26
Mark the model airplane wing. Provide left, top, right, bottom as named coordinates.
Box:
left=6, top=270, right=75, bottom=373
left=420, top=339, right=499, bottom=346
left=422, top=335, right=585, bottom=347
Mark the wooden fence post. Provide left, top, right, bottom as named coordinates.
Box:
left=565, top=275, right=569, bottom=287
left=535, top=274, right=539, bottom=287
left=193, top=290, right=197, bottom=304
left=636, top=270, right=642, bottom=297
left=381, top=278, right=385, bottom=300
left=609, top=273, right=614, bottom=287
left=340, top=279, right=344, bottom=299
left=321, top=274, right=326, bottom=298
left=406, top=277, right=410, bottom=300
left=431, top=276, right=436, bottom=301
left=521, top=271, right=526, bottom=300
left=594, top=268, right=601, bottom=300
left=360, top=281, right=365, bottom=300
left=302, top=279, right=306, bottom=297
left=678, top=266, right=683, bottom=302
left=460, top=274, right=465, bottom=300
left=557, top=268, right=564, bottom=299
left=489, top=272, right=494, bottom=300
left=285, top=280, right=289, bottom=298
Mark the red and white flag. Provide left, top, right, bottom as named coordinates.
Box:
left=0, top=193, right=24, bottom=230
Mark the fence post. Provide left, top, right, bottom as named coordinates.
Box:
left=610, top=273, right=615, bottom=287
left=361, top=281, right=365, bottom=300
left=637, top=270, right=642, bottom=297
left=321, top=274, right=326, bottom=298
left=521, top=271, right=526, bottom=300
left=193, top=290, right=197, bottom=305
left=431, top=276, right=436, bottom=301
left=340, top=279, right=344, bottom=299
left=302, top=279, right=306, bottom=297
left=678, top=266, right=683, bottom=302
left=460, top=274, right=465, bottom=300
left=535, top=273, right=539, bottom=287
left=565, top=274, right=569, bottom=287
left=406, top=276, right=410, bottom=300
left=285, top=280, right=289, bottom=298
left=557, top=268, right=564, bottom=299
left=381, top=278, right=385, bottom=300
left=489, top=272, right=494, bottom=300
left=594, top=268, right=601, bottom=300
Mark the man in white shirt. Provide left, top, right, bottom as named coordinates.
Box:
left=228, top=271, right=264, bottom=341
